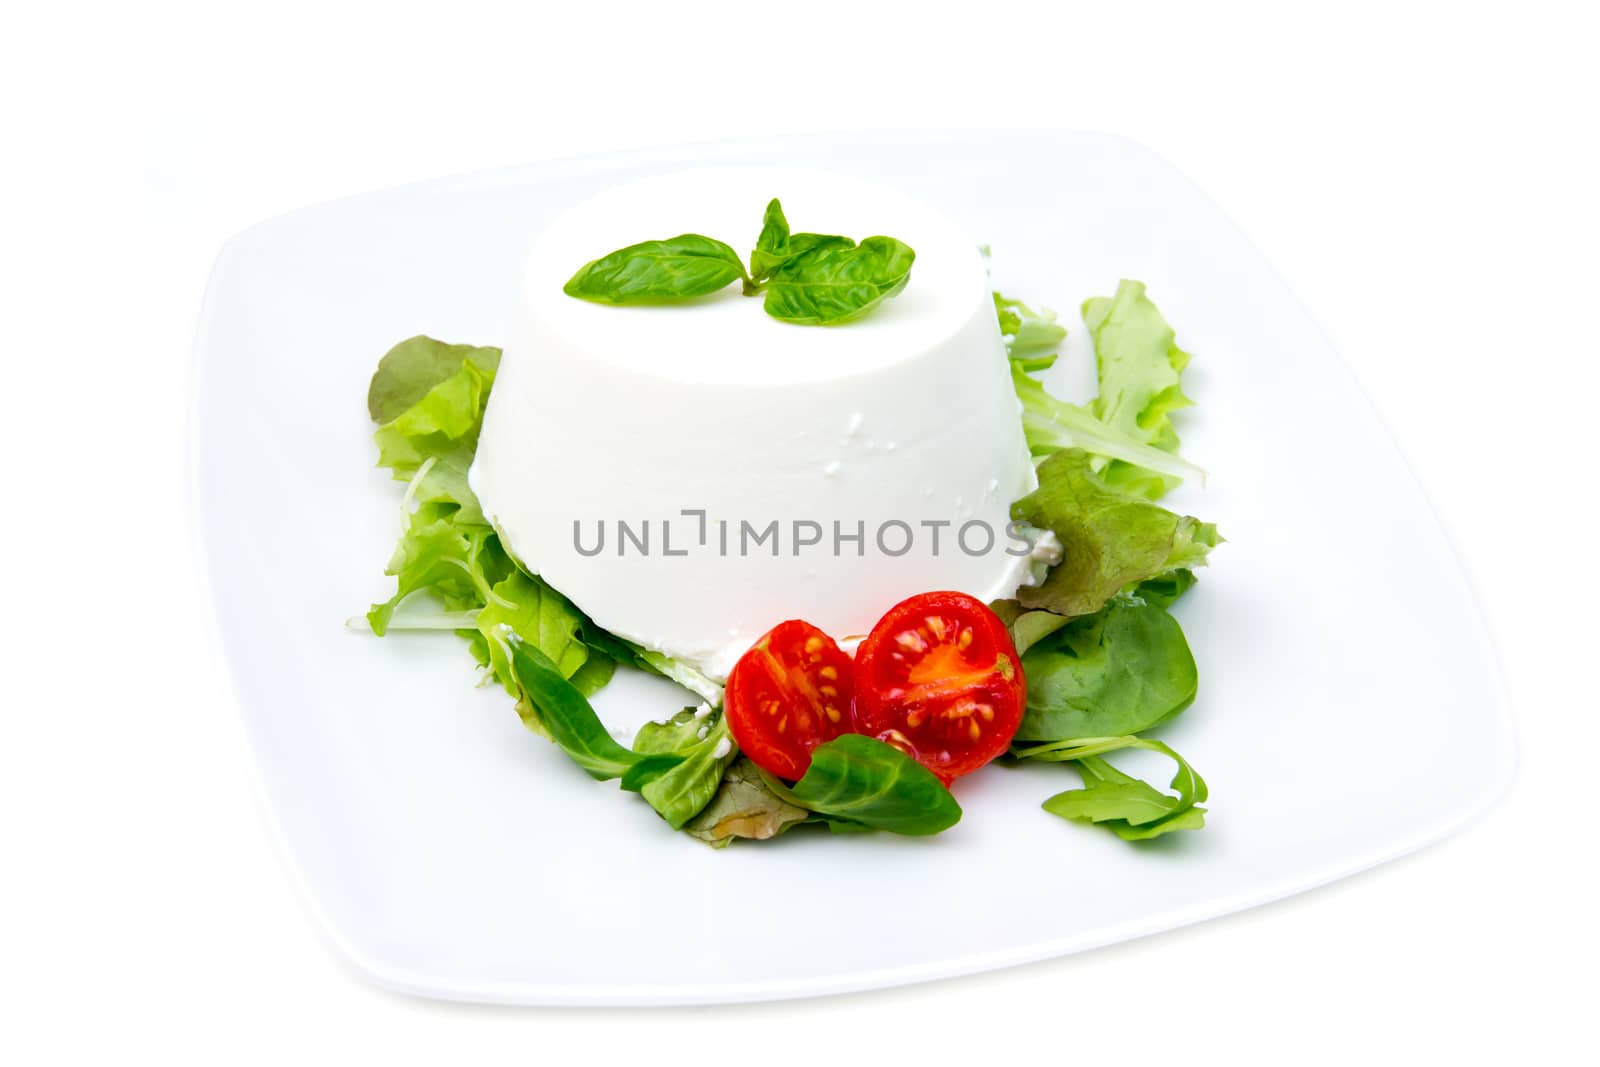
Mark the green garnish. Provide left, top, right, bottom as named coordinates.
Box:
left=760, top=735, right=962, bottom=836
left=562, top=198, right=915, bottom=326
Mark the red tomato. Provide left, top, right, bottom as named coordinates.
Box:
left=725, top=620, right=856, bottom=781
left=853, top=591, right=1024, bottom=783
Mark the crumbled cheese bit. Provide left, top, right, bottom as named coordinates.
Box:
left=696, top=725, right=710, bottom=740
left=693, top=702, right=714, bottom=720
left=711, top=737, right=732, bottom=759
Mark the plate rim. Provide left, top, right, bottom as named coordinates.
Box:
left=187, top=128, right=1518, bottom=1006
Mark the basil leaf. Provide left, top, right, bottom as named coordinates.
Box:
left=749, top=198, right=852, bottom=282
left=633, top=708, right=738, bottom=829
left=685, top=758, right=810, bottom=847
left=762, top=236, right=916, bottom=325
left=563, top=235, right=749, bottom=304
left=1016, top=597, right=1197, bottom=742
left=504, top=638, right=681, bottom=789
left=1011, top=448, right=1221, bottom=618
left=763, top=735, right=961, bottom=835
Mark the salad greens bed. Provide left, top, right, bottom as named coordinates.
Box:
left=362, top=278, right=1221, bottom=846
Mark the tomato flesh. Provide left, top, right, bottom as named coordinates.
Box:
left=725, top=619, right=856, bottom=781
left=853, top=591, right=1024, bottom=782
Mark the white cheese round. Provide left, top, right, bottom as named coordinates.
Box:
left=470, top=167, right=1035, bottom=680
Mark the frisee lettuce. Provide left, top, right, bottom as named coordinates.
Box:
left=1084, top=280, right=1195, bottom=500
left=995, top=281, right=1217, bottom=843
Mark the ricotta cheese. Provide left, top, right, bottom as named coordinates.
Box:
left=470, top=167, right=1036, bottom=680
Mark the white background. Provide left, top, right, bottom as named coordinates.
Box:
left=3, top=1, right=1595, bottom=1063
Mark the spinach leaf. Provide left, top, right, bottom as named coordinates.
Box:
left=504, top=638, right=681, bottom=789
left=633, top=708, right=739, bottom=829
left=1012, top=449, right=1220, bottom=618
left=762, top=735, right=961, bottom=835
left=748, top=198, right=851, bottom=282
left=762, top=237, right=916, bottom=325
left=563, top=235, right=750, bottom=304
left=685, top=758, right=810, bottom=848
left=1016, top=735, right=1207, bottom=842
left=1017, top=597, right=1197, bottom=742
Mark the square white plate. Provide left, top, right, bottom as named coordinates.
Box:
left=191, top=130, right=1514, bottom=1005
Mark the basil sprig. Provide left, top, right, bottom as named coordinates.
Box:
left=562, top=198, right=915, bottom=326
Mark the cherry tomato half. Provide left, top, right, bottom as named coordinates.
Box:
left=853, top=591, right=1024, bottom=783
left=725, top=619, right=856, bottom=781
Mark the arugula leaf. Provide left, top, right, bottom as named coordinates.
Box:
left=1010, top=365, right=1205, bottom=486
left=1011, top=449, right=1220, bottom=618
left=1016, top=597, right=1197, bottom=742
left=1084, top=280, right=1194, bottom=500
left=563, top=235, right=750, bottom=304
left=633, top=708, right=739, bottom=829
left=685, top=758, right=811, bottom=847
left=760, top=735, right=961, bottom=835
left=504, top=638, right=680, bottom=789
left=762, top=237, right=916, bottom=325
left=994, top=293, right=1066, bottom=372
left=367, top=336, right=502, bottom=424
left=1024, top=738, right=1208, bottom=841
left=748, top=198, right=852, bottom=283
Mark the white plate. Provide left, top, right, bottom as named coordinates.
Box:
left=191, top=130, right=1514, bottom=1005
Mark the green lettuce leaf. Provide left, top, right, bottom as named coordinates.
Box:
left=370, top=337, right=500, bottom=525
left=1084, top=280, right=1194, bottom=500
left=1011, top=449, right=1221, bottom=618
left=367, top=335, right=502, bottom=424
left=994, top=292, right=1066, bottom=372
left=475, top=569, right=595, bottom=697
left=365, top=500, right=508, bottom=634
